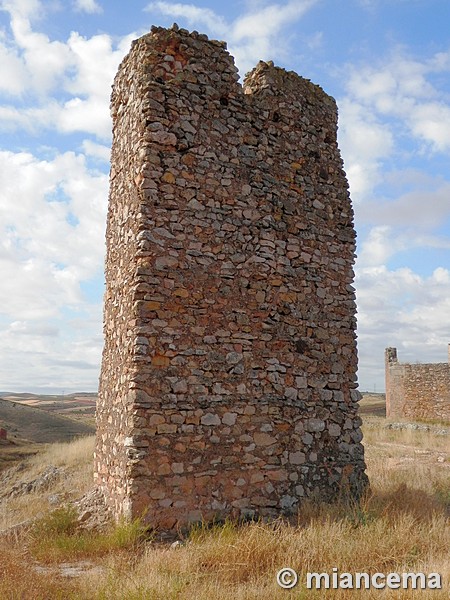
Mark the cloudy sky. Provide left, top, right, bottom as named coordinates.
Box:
left=0, top=0, right=449, bottom=394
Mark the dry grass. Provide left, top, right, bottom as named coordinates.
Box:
left=0, top=421, right=448, bottom=599
left=31, top=435, right=96, bottom=468
left=0, top=549, right=74, bottom=600
left=81, top=511, right=448, bottom=600
left=26, top=506, right=146, bottom=565
left=0, top=440, right=41, bottom=471
left=0, top=435, right=95, bottom=530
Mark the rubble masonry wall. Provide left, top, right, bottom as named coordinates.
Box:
left=385, top=346, right=450, bottom=421
left=94, top=25, right=368, bottom=529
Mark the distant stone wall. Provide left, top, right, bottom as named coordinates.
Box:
left=385, top=346, right=450, bottom=421
left=94, top=25, right=368, bottom=529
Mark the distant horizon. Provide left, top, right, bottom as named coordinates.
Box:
left=0, top=390, right=98, bottom=397
left=1, top=387, right=386, bottom=396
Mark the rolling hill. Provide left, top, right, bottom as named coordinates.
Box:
left=0, top=397, right=95, bottom=444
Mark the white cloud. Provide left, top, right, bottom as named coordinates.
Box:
left=0, top=0, right=42, bottom=20
left=7, top=13, right=72, bottom=94
left=0, top=39, right=28, bottom=95
left=232, top=0, right=319, bottom=71
left=355, top=264, right=450, bottom=389
left=65, top=31, right=129, bottom=98
left=432, top=266, right=450, bottom=284
left=73, top=0, right=102, bottom=14
left=357, top=225, right=450, bottom=270
left=351, top=162, right=450, bottom=390
left=0, top=8, right=135, bottom=138
left=231, top=1, right=314, bottom=41
left=357, top=182, right=450, bottom=229
left=81, top=139, right=111, bottom=162
left=146, top=0, right=320, bottom=76
left=55, top=31, right=136, bottom=139
left=347, top=56, right=436, bottom=106
left=408, top=102, right=450, bottom=152
left=0, top=310, right=103, bottom=392
left=0, top=6, right=133, bottom=391
left=337, top=47, right=450, bottom=209
left=338, top=99, right=394, bottom=201
left=0, top=146, right=107, bottom=392
left=0, top=103, right=58, bottom=133
left=146, top=2, right=227, bottom=35
left=9, top=320, right=59, bottom=337
left=357, top=226, right=402, bottom=267
left=57, top=96, right=112, bottom=140
left=344, top=50, right=450, bottom=153
left=0, top=150, right=108, bottom=320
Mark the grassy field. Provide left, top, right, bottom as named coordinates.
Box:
left=0, top=399, right=448, bottom=599
left=358, top=393, right=386, bottom=417
left=0, top=397, right=95, bottom=444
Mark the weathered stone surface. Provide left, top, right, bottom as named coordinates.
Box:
left=201, top=413, right=221, bottom=426
left=94, top=25, right=368, bottom=529
left=222, top=412, right=238, bottom=426
left=289, top=451, right=306, bottom=465
left=253, top=432, right=277, bottom=447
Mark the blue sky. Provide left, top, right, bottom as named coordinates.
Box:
left=0, top=0, right=449, bottom=393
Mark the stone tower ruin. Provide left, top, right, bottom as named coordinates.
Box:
left=385, top=345, right=450, bottom=421
left=94, top=25, right=368, bottom=529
